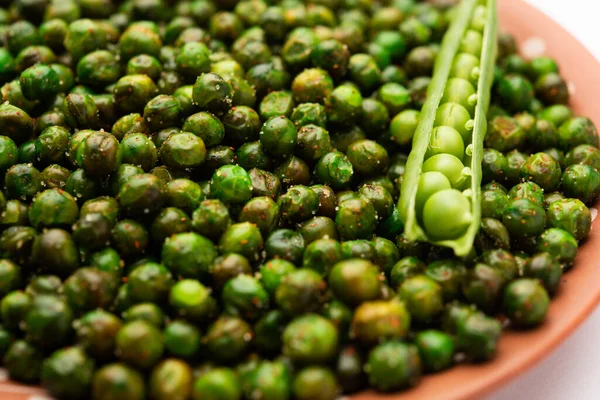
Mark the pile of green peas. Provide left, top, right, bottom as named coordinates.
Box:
left=0, top=0, right=595, bottom=399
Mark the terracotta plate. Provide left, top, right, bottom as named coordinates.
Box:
left=2, top=0, right=600, bottom=399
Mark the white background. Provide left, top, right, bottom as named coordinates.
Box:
left=488, top=1, right=600, bottom=399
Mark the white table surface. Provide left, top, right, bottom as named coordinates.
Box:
left=488, top=1, right=600, bottom=399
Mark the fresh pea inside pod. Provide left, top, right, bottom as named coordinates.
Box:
left=399, top=0, right=498, bottom=256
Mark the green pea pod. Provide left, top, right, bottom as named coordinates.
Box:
left=399, top=0, right=498, bottom=256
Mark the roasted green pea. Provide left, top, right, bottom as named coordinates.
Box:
left=546, top=198, right=592, bottom=241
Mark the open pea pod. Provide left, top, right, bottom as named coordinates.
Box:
left=398, top=0, right=498, bottom=257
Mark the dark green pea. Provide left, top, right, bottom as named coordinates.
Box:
left=4, top=163, right=42, bottom=200
left=76, top=131, right=120, bottom=178
left=248, top=168, right=281, bottom=200
left=537, top=104, right=573, bottom=128
left=5, top=21, right=39, bottom=55
left=0, top=199, right=29, bottom=227
left=62, top=92, right=100, bottom=130
left=291, top=68, right=334, bottom=105
left=238, top=196, right=279, bottom=236
left=112, top=113, right=150, bottom=142
left=0, top=226, right=37, bottom=267
left=76, top=50, right=120, bottom=87
left=302, top=238, right=343, bottom=277
left=335, top=345, right=366, bottom=394
left=561, top=164, right=600, bottom=204
left=485, top=115, right=526, bottom=152
left=204, top=315, right=252, bottom=362
left=565, top=144, right=600, bottom=170
left=151, top=207, right=191, bottom=245
left=341, top=239, right=375, bottom=261
left=299, top=216, right=338, bottom=243
left=522, top=252, right=562, bottom=295
left=347, top=139, right=389, bottom=176
left=210, top=253, right=252, bottom=291
left=111, top=219, right=148, bottom=258
left=241, top=360, right=292, bottom=400
left=357, top=100, right=388, bottom=136
left=500, top=149, right=526, bottom=185
left=192, top=72, right=233, bottom=115
left=481, top=148, right=507, bottom=183
left=500, top=54, right=527, bottom=75
left=127, top=261, right=173, bottom=305
left=175, top=27, right=210, bottom=48
left=92, top=363, right=146, bottom=400
left=265, top=228, right=305, bottom=264
left=220, top=106, right=261, bottom=147
left=64, top=168, right=99, bottom=201
left=259, top=258, right=296, bottom=296
left=259, top=91, right=294, bottom=121
left=276, top=268, right=327, bottom=316
left=80, top=196, right=119, bottom=226
left=179, top=113, right=223, bottom=147
left=461, top=263, right=506, bottom=312
left=246, top=61, right=291, bottom=98
left=162, top=232, right=217, bottom=280
left=546, top=198, right=591, bottom=241
left=336, top=197, right=377, bottom=240
left=326, top=84, right=363, bottom=127
left=18, top=64, right=59, bottom=102
left=4, top=339, right=43, bottom=383
left=390, top=256, right=426, bottom=287
left=219, top=222, right=264, bottom=262
left=116, top=320, right=164, bottom=369
left=163, top=178, right=202, bottom=213
left=481, top=188, right=509, bottom=220
left=497, top=73, right=534, bottom=112
left=558, top=117, right=599, bottom=150
left=0, top=48, right=15, bottom=84
left=456, top=312, right=501, bottom=361
left=475, top=218, right=511, bottom=251
left=119, top=173, right=165, bottom=217
left=193, top=367, right=241, bottom=400
left=542, top=191, right=565, bottom=209
left=40, top=164, right=71, bottom=189
left=33, top=126, right=68, bottom=165
left=119, top=133, right=157, bottom=171
left=253, top=310, right=286, bottom=356
left=113, top=75, right=158, bottom=115
left=518, top=152, right=561, bottom=191
left=351, top=298, right=411, bottom=344
left=329, top=259, right=382, bottom=306
left=398, top=275, right=443, bottom=322
left=236, top=141, right=271, bottom=170
left=118, top=24, right=162, bottom=61
left=206, top=145, right=235, bottom=171
left=75, top=309, right=122, bottom=362
left=414, top=330, right=454, bottom=373
left=143, top=94, right=182, bottom=132
left=163, top=320, right=201, bottom=362
left=282, top=313, right=337, bottom=364
left=534, top=72, right=569, bottom=105
left=291, top=102, right=328, bottom=128
left=536, top=227, right=578, bottom=267
left=192, top=199, right=231, bottom=240
left=159, top=132, right=206, bottom=169
left=509, top=181, right=545, bottom=206
left=258, top=115, right=297, bottom=158
left=293, top=366, right=339, bottom=400
left=0, top=260, right=20, bottom=298
left=366, top=341, right=421, bottom=392
left=311, top=39, right=349, bottom=80
left=423, top=259, right=467, bottom=302
left=278, top=185, right=319, bottom=224
left=222, top=274, right=269, bottom=321
left=72, top=212, right=112, bottom=250
left=503, top=278, right=550, bottom=327
left=210, top=164, right=252, bottom=205
left=376, top=82, right=411, bottom=116
left=0, top=103, right=34, bottom=144
left=502, top=198, right=546, bottom=239
left=315, top=151, right=354, bottom=189
left=122, top=303, right=165, bottom=328
left=63, top=18, right=111, bottom=60
left=149, top=359, right=193, bottom=400
left=25, top=294, right=73, bottom=350
left=63, top=267, right=118, bottom=315
left=169, top=279, right=216, bottom=323
left=29, top=188, right=78, bottom=229
left=404, top=46, right=436, bottom=78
